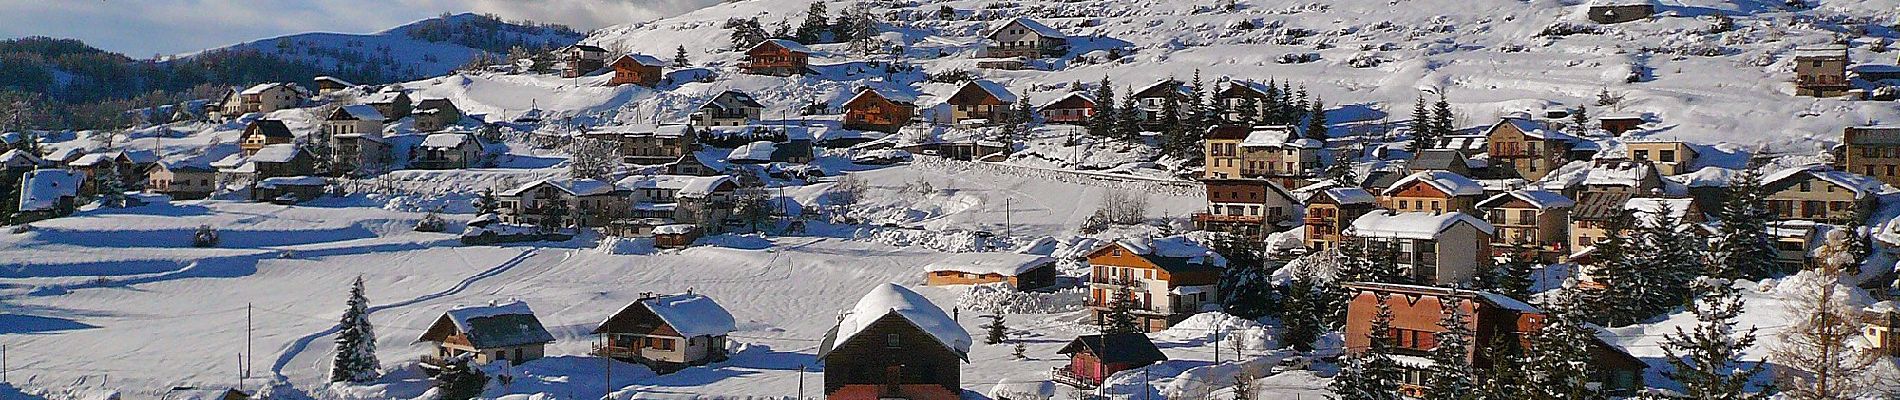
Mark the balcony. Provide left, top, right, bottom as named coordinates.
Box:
left=1051, top=367, right=1097, bottom=388
left=1192, top=213, right=1265, bottom=224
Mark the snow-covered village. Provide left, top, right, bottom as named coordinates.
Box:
left=2, top=0, right=1900, bottom=399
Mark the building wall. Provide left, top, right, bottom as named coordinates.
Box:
left=1764, top=176, right=1865, bottom=223
left=1841, top=130, right=1900, bottom=188
left=1625, top=142, right=1695, bottom=176
left=1486, top=124, right=1565, bottom=181
left=822, top=314, right=962, bottom=397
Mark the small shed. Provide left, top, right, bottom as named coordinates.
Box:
left=653, top=224, right=701, bottom=248
left=1052, top=333, right=1167, bottom=388
left=416, top=300, right=556, bottom=366
left=256, top=176, right=327, bottom=203
left=1599, top=114, right=1645, bottom=134
left=922, top=253, right=1058, bottom=290
left=1586, top=0, right=1654, bottom=24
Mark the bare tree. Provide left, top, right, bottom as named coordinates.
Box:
left=1772, top=230, right=1881, bottom=400
left=567, top=136, right=620, bottom=180
left=827, top=173, right=869, bottom=207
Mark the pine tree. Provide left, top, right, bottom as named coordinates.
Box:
left=1325, top=141, right=1358, bottom=186
left=1641, top=201, right=1703, bottom=316
left=1569, top=105, right=1590, bottom=136
left=1279, top=277, right=1323, bottom=352
left=1159, top=81, right=1187, bottom=157
left=1235, top=95, right=1261, bottom=125
left=1490, top=251, right=1538, bottom=301
left=1526, top=296, right=1606, bottom=400
left=794, top=2, right=830, bottom=44
left=1423, top=299, right=1477, bottom=400
left=476, top=189, right=499, bottom=215
left=1431, top=93, right=1455, bottom=138
left=1012, top=340, right=1027, bottom=359
left=1476, top=336, right=1533, bottom=399
left=1335, top=237, right=1375, bottom=283
left=1657, top=279, right=1770, bottom=400
left=1409, top=95, right=1433, bottom=151
left=1089, top=77, right=1117, bottom=136
left=93, top=165, right=129, bottom=207
left=673, top=45, right=690, bottom=67
left=1581, top=208, right=1646, bottom=327
left=1330, top=295, right=1404, bottom=400
left=1205, top=81, right=1230, bottom=127
left=1710, top=166, right=1778, bottom=280
left=1217, top=236, right=1279, bottom=319
left=431, top=354, right=487, bottom=400
left=331, top=276, right=379, bottom=382
left=1117, top=87, right=1142, bottom=141
left=1306, top=96, right=1328, bottom=140
left=981, top=314, right=1008, bottom=345
left=1102, top=279, right=1143, bottom=334
left=1186, top=71, right=1207, bottom=135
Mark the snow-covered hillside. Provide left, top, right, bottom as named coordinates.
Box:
left=171, top=13, right=584, bottom=82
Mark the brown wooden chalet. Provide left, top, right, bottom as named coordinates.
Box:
left=742, top=39, right=812, bottom=76
left=818, top=283, right=969, bottom=400
left=842, top=88, right=916, bottom=133
left=945, top=80, right=1017, bottom=124
left=1037, top=92, right=1095, bottom=124
left=1050, top=332, right=1167, bottom=388
left=609, top=54, right=667, bottom=87
left=416, top=300, right=555, bottom=367
left=239, top=119, right=295, bottom=156
left=592, top=292, right=736, bottom=373
left=1086, top=240, right=1224, bottom=332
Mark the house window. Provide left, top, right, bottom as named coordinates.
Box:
left=886, top=334, right=901, bottom=348
left=1659, top=150, right=1676, bottom=163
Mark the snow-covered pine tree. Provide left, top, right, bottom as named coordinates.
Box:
left=673, top=45, right=690, bottom=67
left=1117, top=87, right=1142, bottom=141
left=1330, top=295, right=1404, bottom=400
left=1476, top=335, right=1532, bottom=399
left=1424, top=299, right=1477, bottom=400
left=1089, top=77, right=1117, bottom=136
left=794, top=2, right=830, bottom=44
left=1305, top=96, right=1328, bottom=141
left=1277, top=82, right=1298, bottom=124
left=1159, top=82, right=1188, bottom=158
left=1640, top=201, right=1703, bottom=318
left=1657, top=278, right=1769, bottom=400
left=981, top=314, right=1008, bottom=345
left=1236, top=94, right=1261, bottom=125
left=1279, top=277, right=1322, bottom=352
left=1366, top=240, right=1411, bottom=284
left=1102, top=278, right=1143, bottom=334
left=1325, top=140, right=1358, bottom=186
left=1489, top=250, right=1538, bottom=301
left=475, top=189, right=499, bottom=215
left=1569, top=104, right=1590, bottom=136
left=1581, top=208, right=1646, bottom=326
left=1216, top=235, right=1278, bottom=319
left=1525, top=297, right=1606, bottom=400
left=1409, top=95, right=1432, bottom=152
left=1204, top=80, right=1228, bottom=128
left=1262, top=80, right=1284, bottom=124
left=1334, top=237, right=1374, bottom=283
left=1431, top=93, right=1455, bottom=139
left=1710, top=166, right=1778, bottom=280
left=431, top=353, right=487, bottom=400
left=1771, top=231, right=1881, bottom=400
left=93, top=165, right=129, bottom=207
left=1186, top=71, right=1207, bottom=134
left=331, top=276, right=379, bottom=382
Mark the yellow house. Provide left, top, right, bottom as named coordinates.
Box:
left=1624, top=141, right=1698, bottom=176
left=1761, top=165, right=1885, bottom=224
left=1378, top=170, right=1486, bottom=214
left=1839, top=126, right=1900, bottom=188
left=1203, top=126, right=1250, bottom=179
left=1477, top=190, right=1574, bottom=262
left=1484, top=117, right=1578, bottom=181
left=1865, top=301, right=1900, bottom=357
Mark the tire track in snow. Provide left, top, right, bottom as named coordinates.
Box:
left=267, top=247, right=540, bottom=381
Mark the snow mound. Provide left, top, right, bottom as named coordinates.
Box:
left=1155, top=312, right=1275, bottom=352
left=955, top=284, right=1087, bottom=315
left=596, top=236, right=656, bottom=255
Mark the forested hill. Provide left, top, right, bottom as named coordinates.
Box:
left=0, top=13, right=583, bottom=129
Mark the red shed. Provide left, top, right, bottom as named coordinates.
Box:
left=1051, top=332, right=1167, bottom=388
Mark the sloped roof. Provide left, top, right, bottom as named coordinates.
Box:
left=1410, top=149, right=1470, bottom=172
left=818, top=283, right=971, bottom=360
left=1571, top=191, right=1637, bottom=221
left=700, top=90, right=765, bottom=112
left=750, top=38, right=812, bottom=54
left=729, top=141, right=777, bottom=162
left=427, top=300, right=555, bottom=349
left=257, top=176, right=326, bottom=188
left=922, top=253, right=1055, bottom=276
left=18, top=168, right=80, bottom=211
left=250, top=144, right=305, bottom=163
left=987, top=17, right=1066, bottom=40
left=1058, top=333, right=1167, bottom=364
left=246, top=119, right=294, bottom=139
left=313, top=76, right=354, bottom=87
left=1206, top=125, right=1253, bottom=140
left=1039, top=92, right=1095, bottom=109
left=240, top=82, right=296, bottom=95
left=1764, top=165, right=1889, bottom=198
left=845, top=87, right=918, bottom=106
left=1241, top=125, right=1300, bottom=147
left=594, top=293, right=736, bottom=338
left=503, top=178, right=617, bottom=197
left=420, top=133, right=473, bottom=149
left=1381, top=170, right=1485, bottom=196
left=1348, top=210, right=1496, bottom=239
left=1479, top=190, right=1575, bottom=210
left=679, top=175, right=735, bottom=198
left=0, top=149, right=44, bottom=166
left=618, top=53, right=668, bottom=67
left=616, top=174, right=698, bottom=191
left=966, top=80, right=1019, bottom=103
left=1132, top=80, right=1192, bottom=99
left=1493, top=117, right=1574, bottom=141
left=331, top=104, right=385, bottom=122
left=1320, top=187, right=1377, bottom=205
left=1582, top=160, right=1657, bottom=187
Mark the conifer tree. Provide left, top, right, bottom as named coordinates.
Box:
left=1330, top=296, right=1403, bottom=400
left=1711, top=166, right=1778, bottom=280
left=1117, top=88, right=1142, bottom=141
left=981, top=314, right=1008, bottom=345
left=1526, top=295, right=1606, bottom=400
left=1089, top=77, right=1117, bottom=136
left=1262, top=80, right=1284, bottom=124
left=331, top=276, right=379, bottom=382
left=1570, top=104, right=1590, bottom=136
left=1306, top=96, right=1328, bottom=140
left=1476, top=336, right=1533, bottom=399
left=1235, top=95, right=1261, bottom=125
left=1335, top=237, right=1374, bottom=283
left=1409, top=95, right=1433, bottom=151
left=1186, top=71, right=1207, bottom=134
left=1657, top=279, right=1770, bottom=400
left=794, top=2, right=830, bottom=44
left=1641, top=201, right=1703, bottom=315
left=673, top=45, right=690, bottom=67
left=1431, top=93, right=1455, bottom=138
left=1277, top=82, right=1297, bottom=124
left=1217, top=236, right=1278, bottom=319
left=1424, top=299, right=1477, bottom=400
left=1490, top=250, right=1538, bottom=301
left=1279, top=278, right=1323, bottom=352
left=1582, top=208, right=1646, bottom=326
left=1102, top=279, right=1143, bottom=334
left=432, top=354, right=487, bottom=400
left=93, top=166, right=129, bottom=207
left=1325, top=142, right=1358, bottom=186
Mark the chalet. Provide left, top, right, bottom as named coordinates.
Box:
left=615, top=174, right=697, bottom=218
left=417, top=301, right=555, bottom=367
left=246, top=144, right=316, bottom=181
left=895, top=140, right=1007, bottom=162
left=324, top=105, right=388, bottom=174
left=985, top=18, right=1069, bottom=59
left=1237, top=125, right=1324, bottom=188
left=1203, top=125, right=1251, bottom=179
left=0, top=149, right=43, bottom=173
left=1037, top=92, right=1095, bottom=125
left=1542, top=159, right=1664, bottom=199
left=1306, top=187, right=1378, bottom=253
left=413, top=133, right=484, bottom=169
left=817, top=283, right=970, bottom=400
left=1569, top=195, right=1700, bottom=259
left=1865, top=301, right=1899, bottom=357
left=1347, top=211, right=1495, bottom=285
left=1213, top=81, right=1271, bottom=123
left=562, top=44, right=609, bottom=78
left=1484, top=117, right=1579, bottom=181
left=312, top=76, right=353, bottom=95
left=1761, top=165, right=1886, bottom=224
left=1407, top=149, right=1472, bottom=176
left=146, top=161, right=217, bottom=200
left=1793, top=45, right=1850, bottom=97
left=1049, top=333, right=1167, bottom=388
left=922, top=253, right=1058, bottom=290
left=412, top=98, right=463, bottom=132
left=607, top=54, right=668, bottom=87
left=1341, top=283, right=1646, bottom=396
left=1839, top=126, right=1900, bottom=188
left=220, top=82, right=305, bottom=117
left=362, top=88, right=413, bottom=121
left=607, top=124, right=695, bottom=165
left=1086, top=240, right=1225, bottom=332
left=1477, top=190, right=1574, bottom=262
left=741, top=39, right=811, bottom=76
left=842, top=88, right=917, bottom=133
left=670, top=152, right=725, bottom=176
left=1193, top=178, right=1300, bottom=238
left=593, top=292, right=736, bottom=372
left=239, top=119, right=295, bottom=156
left=1585, top=0, right=1654, bottom=24
left=675, top=175, right=740, bottom=227
left=498, top=178, right=629, bottom=228
left=728, top=141, right=779, bottom=164
left=322, top=105, right=384, bottom=142
left=69, top=150, right=156, bottom=189
left=1379, top=170, right=1486, bottom=214
left=255, top=176, right=327, bottom=203
left=1624, top=140, right=1698, bottom=175
left=946, top=80, right=1018, bottom=124
left=1598, top=114, right=1646, bottom=135
left=15, top=169, right=81, bottom=223
left=692, top=91, right=765, bottom=127
left=1131, top=80, right=1193, bottom=127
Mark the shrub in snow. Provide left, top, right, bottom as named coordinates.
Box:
left=192, top=225, right=219, bottom=247
left=1346, top=52, right=1384, bottom=68
left=429, top=354, right=487, bottom=400
left=415, top=211, right=447, bottom=232
left=1276, top=52, right=1319, bottom=64
left=1536, top=22, right=1600, bottom=38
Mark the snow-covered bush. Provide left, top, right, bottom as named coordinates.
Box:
left=192, top=225, right=219, bottom=247
left=956, top=284, right=1086, bottom=314
left=1345, top=52, right=1384, bottom=68
left=415, top=211, right=447, bottom=232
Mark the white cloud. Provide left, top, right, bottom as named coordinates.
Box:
left=0, top=0, right=723, bottom=57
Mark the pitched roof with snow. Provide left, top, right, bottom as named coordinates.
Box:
left=1582, top=160, right=1657, bottom=187
left=987, top=18, right=1066, bottom=40
left=594, top=293, right=736, bottom=338
left=420, top=133, right=473, bottom=149
left=618, top=53, right=668, bottom=67
left=245, top=119, right=295, bottom=139
left=1241, top=125, right=1300, bottom=147
left=750, top=38, right=812, bottom=54
left=845, top=87, right=918, bottom=106
left=1320, top=187, right=1377, bottom=205
left=1348, top=210, right=1496, bottom=239
left=1058, top=333, right=1166, bottom=364
left=18, top=169, right=80, bottom=211
left=503, top=178, right=617, bottom=197
left=616, top=174, right=699, bottom=191
left=1039, top=92, right=1095, bottom=109
left=922, top=253, right=1056, bottom=276
left=424, top=300, right=555, bottom=349
left=1479, top=190, right=1575, bottom=210
left=250, top=144, right=305, bottom=163
left=1381, top=170, right=1485, bottom=196
left=331, top=104, right=385, bottom=121
left=1492, top=117, right=1574, bottom=141
left=313, top=76, right=355, bottom=87
left=700, top=90, right=765, bottom=112
left=69, top=152, right=115, bottom=168
left=966, top=80, right=1018, bottom=103
left=678, top=176, right=735, bottom=198
left=818, top=283, right=971, bottom=360
left=1763, top=165, right=1889, bottom=198
left=728, top=141, right=777, bottom=162
left=0, top=149, right=44, bottom=167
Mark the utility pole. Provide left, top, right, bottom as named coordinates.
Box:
left=236, top=353, right=244, bottom=392
left=1213, top=324, right=1221, bottom=364
left=1004, top=198, right=1011, bottom=239
left=797, top=364, right=805, bottom=399
left=3, top=344, right=8, bottom=385
left=604, top=327, right=613, bottom=398
left=246, top=303, right=252, bottom=385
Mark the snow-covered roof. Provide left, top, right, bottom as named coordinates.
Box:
left=1582, top=160, right=1656, bottom=187
left=1494, top=117, right=1573, bottom=141
left=122, top=149, right=157, bottom=164
left=333, top=104, right=385, bottom=121
left=46, top=147, right=84, bottom=162
left=503, top=178, right=617, bottom=197
left=1479, top=190, right=1575, bottom=210
left=617, top=174, right=698, bottom=191
left=603, top=124, right=692, bottom=138
left=728, top=141, right=777, bottom=162
left=819, top=283, right=970, bottom=359
left=420, top=133, right=472, bottom=149
left=69, top=153, right=114, bottom=167
left=1763, top=165, right=1889, bottom=198
left=967, top=80, right=1018, bottom=103
left=313, top=76, right=355, bottom=87
left=435, top=300, right=555, bottom=349
left=361, top=90, right=408, bottom=105
left=1381, top=170, right=1485, bottom=196
left=846, top=87, right=918, bottom=105
left=653, top=224, right=695, bottom=235
left=250, top=144, right=304, bottom=163
left=18, top=169, right=80, bottom=211
left=595, top=293, right=736, bottom=338
left=0, top=149, right=43, bottom=167
left=240, top=82, right=294, bottom=95
left=678, top=176, right=735, bottom=198
left=1624, top=197, right=1695, bottom=221
left=1348, top=210, right=1496, bottom=239
left=699, top=90, right=764, bottom=112
left=987, top=18, right=1066, bottom=40
left=1240, top=126, right=1300, bottom=147
left=751, top=38, right=812, bottom=54
left=210, top=153, right=248, bottom=169
left=1321, top=187, right=1377, bottom=205
left=1793, top=44, right=1849, bottom=59
left=257, top=176, right=326, bottom=188
left=922, top=253, right=1055, bottom=276
left=618, top=53, right=668, bottom=67
left=1039, top=92, right=1095, bottom=109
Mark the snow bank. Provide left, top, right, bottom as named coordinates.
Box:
left=955, top=284, right=1087, bottom=314
left=1155, top=312, right=1276, bottom=352
left=596, top=236, right=656, bottom=255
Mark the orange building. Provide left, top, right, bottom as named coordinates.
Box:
left=608, top=54, right=667, bottom=87
left=842, top=88, right=916, bottom=133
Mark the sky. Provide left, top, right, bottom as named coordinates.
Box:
left=0, top=0, right=726, bottom=57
